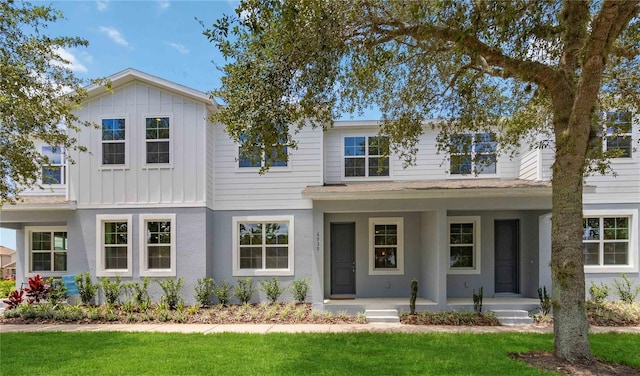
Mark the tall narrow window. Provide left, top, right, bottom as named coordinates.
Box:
left=102, top=118, right=126, bottom=165
left=604, top=111, right=632, bottom=158
left=140, top=214, right=176, bottom=277
left=368, top=217, right=404, bottom=275
left=96, top=215, right=132, bottom=277
left=146, top=117, right=170, bottom=164
left=344, top=136, right=389, bottom=177
left=448, top=216, right=481, bottom=274
left=450, top=133, right=496, bottom=175
left=41, top=146, right=65, bottom=185
left=26, top=227, right=67, bottom=274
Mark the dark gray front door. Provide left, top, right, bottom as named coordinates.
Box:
left=330, top=223, right=356, bottom=295
left=495, top=219, right=519, bottom=293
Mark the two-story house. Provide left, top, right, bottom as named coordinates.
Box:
left=1, top=69, right=638, bottom=312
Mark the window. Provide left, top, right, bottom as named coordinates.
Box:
left=146, top=117, right=171, bottom=164
left=448, top=216, right=481, bottom=274
left=102, top=118, right=126, bottom=165
left=232, top=216, right=294, bottom=276
left=450, top=133, right=497, bottom=175
left=344, top=136, right=389, bottom=177
left=604, top=111, right=633, bottom=158
left=96, top=215, right=132, bottom=277
left=41, top=146, right=65, bottom=185
left=238, top=135, right=288, bottom=168
left=583, top=216, right=630, bottom=267
left=369, top=217, right=404, bottom=275
left=139, top=214, right=176, bottom=277
left=25, top=226, right=67, bottom=275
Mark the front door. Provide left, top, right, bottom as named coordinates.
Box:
left=330, top=223, right=356, bottom=295
left=495, top=219, right=519, bottom=294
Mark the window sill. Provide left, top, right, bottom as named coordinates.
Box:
left=447, top=268, right=481, bottom=275
left=140, top=270, right=176, bottom=277
left=99, top=166, right=129, bottom=171
left=369, top=269, right=404, bottom=276
left=585, top=265, right=638, bottom=274
left=142, top=164, right=173, bottom=170
left=26, top=272, right=66, bottom=278
left=96, top=270, right=132, bottom=278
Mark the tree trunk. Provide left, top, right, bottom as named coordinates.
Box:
left=550, top=139, right=593, bottom=363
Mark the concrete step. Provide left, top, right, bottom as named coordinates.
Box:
left=365, top=309, right=400, bottom=324
left=492, top=310, right=534, bottom=326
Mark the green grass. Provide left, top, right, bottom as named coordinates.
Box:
left=1, top=332, right=638, bottom=375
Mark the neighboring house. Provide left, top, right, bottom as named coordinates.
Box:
left=0, top=69, right=638, bottom=311
left=0, top=246, right=16, bottom=279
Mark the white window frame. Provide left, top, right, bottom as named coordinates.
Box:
left=583, top=209, right=638, bottom=274
left=101, top=117, right=129, bottom=169
left=139, top=214, right=176, bottom=277
left=603, top=111, right=634, bottom=159
left=143, top=115, right=173, bottom=167
left=448, top=133, right=498, bottom=177
left=232, top=215, right=294, bottom=277
left=342, top=135, right=391, bottom=180
left=368, top=217, right=404, bottom=275
left=236, top=139, right=290, bottom=171
left=24, top=226, right=68, bottom=277
left=447, top=216, right=482, bottom=275
left=96, top=214, right=133, bottom=277
left=41, top=145, right=66, bottom=186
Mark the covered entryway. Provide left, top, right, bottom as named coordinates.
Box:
left=495, top=219, right=520, bottom=293
left=330, top=222, right=356, bottom=296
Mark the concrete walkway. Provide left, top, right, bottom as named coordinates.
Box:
left=2, top=323, right=639, bottom=334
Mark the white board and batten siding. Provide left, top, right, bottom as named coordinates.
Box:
left=68, top=81, right=210, bottom=208
left=213, top=124, right=323, bottom=210
left=324, top=122, right=521, bottom=183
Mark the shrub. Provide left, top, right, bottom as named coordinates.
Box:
left=2, top=289, right=24, bottom=310
left=212, top=280, right=232, bottom=305
left=409, top=278, right=418, bottom=315
left=47, top=277, right=67, bottom=306
left=100, top=277, right=122, bottom=306
left=473, top=286, right=483, bottom=314
left=0, top=280, right=16, bottom=298
left=260, top=277, right=284, bottom=304
left=589, top=281, right=610, bottom=304
left=194, top=277, right=214, bottom=307
left=290, top=278, right=310, bottom=303
left=123, top=277, right=151, bottom=309
left=75, top=272, right=98, bottom=305
left=538, top=286, right=552, bottom=315
left=233, top=277, right=255, bottom=304
left=24, top=274, right=50, bottom=304
left=156, top=278, right=184, bottom=310
left=613, top=274, right=640, bottom=304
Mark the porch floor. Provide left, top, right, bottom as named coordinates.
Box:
left=322, top=297, right=540, bottom=314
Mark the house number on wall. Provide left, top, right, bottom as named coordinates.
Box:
left=316, top=232, right=320, bottom=252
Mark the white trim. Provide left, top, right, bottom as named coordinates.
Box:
left=24, top=226, right=68, bottom=278
left=583, top=209, right=638, bottom=274
left=342, top=135, right=392, bottom=181
left=142, top=114, right=174, bottom=168
left=40, top=145, right=66, bottom=187
left=232, top=215, right=294, bottom=277
left=100, top=116, right=129, bottom=169
left=447, top=216, right=482, bottom=275
left=235, top=140, right=291, bottom=172
left=96, top=214, right=133, bottom=277
left=368, top=217, right=404, bottom=275
left=139, top=214, right=177, bottom=277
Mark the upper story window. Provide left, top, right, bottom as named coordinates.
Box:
left=146, top=117, right=171, bottom=164
left=102, top=118, right=126, bottom=165
left=41, top=146, right=65, bottom=185
left=450, top=133, right=497, bottom=175
left=344, top=136, right=389, bottom=177
left=238, top=135, right=288, bottom=168
left=604, top=111, right=632, bottom=158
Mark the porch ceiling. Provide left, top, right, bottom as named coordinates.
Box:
left=303, top=179, right=553, bottom=201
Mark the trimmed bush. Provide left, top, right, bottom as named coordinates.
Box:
left=260, top=277, right=284, bottom=304
left=234, top=277, right=255, bottom=304
left=100, top=277, right=122, bottom=306
left=156, top=278, right=184, bottom=310
left=212, top=280, right=232, bottom=305
left=75, top=272, right=98, bottom=305
left=290, top=278, right=310, bottom=303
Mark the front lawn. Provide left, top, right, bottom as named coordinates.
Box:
left=1, top=332, right=638, bottom=375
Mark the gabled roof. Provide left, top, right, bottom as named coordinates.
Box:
left=84, top=68, right=219, bottom=111
left=0, top=246, right=16, bottom=256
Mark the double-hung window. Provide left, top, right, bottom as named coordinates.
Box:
left=139, top=214, right=176, bottom=277
left=41, top=146, right=65, bottom=185
left=96, top=215, right=132, bottom=277
left=102, top=118, right=126, bottom=165
left=369, top=217, right=404, bottom=275
left=238, top=136, right=288, bottom=168
left=604, top=111, right=633, bottom=158
left=583, top=214, right=635, bottom=270
left=448, top=216, right=481, bottom=274
left=344, top=136, right=389, bottom=177
left=145, top=117, right=171, bottom=164
left=232, top=216, right=294, bottom=276
left=25, top=226, right=67, bottom=275
left=450, top=133, right=497, bottom=175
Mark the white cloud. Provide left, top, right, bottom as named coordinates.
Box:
left=51, top=48, right=88, bottom=73
left=168, top=42, right=189, bottom=54
left=158, top=1, right=170, bottom=11
left=96, top=1, right=109, bottom=11
left=99, top=26, right=130, bottom=48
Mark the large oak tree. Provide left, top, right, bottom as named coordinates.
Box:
left=205, top=0, right=639, bottom=363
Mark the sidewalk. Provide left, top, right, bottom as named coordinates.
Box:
left=2, top=323, right=639, bottom=334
